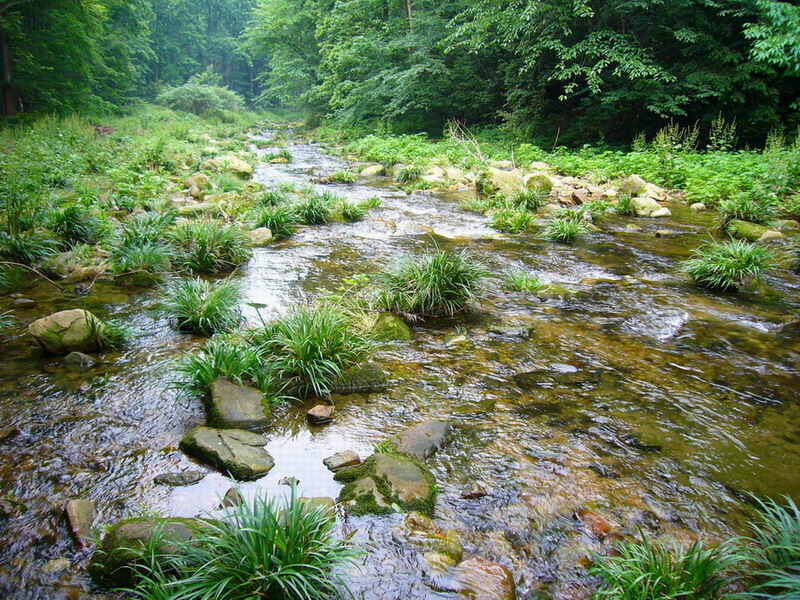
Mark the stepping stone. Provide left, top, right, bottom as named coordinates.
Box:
left=208, top=378, right=271, bottom=430
left=307, top=404, right=334, bottom=425
left=179, top=427, right=274, bottom=481
left=391, top=421, right=452, bottom=460
left=323, top=450, right=361, bottom=471
left=153, top=471, right=204, bottom=487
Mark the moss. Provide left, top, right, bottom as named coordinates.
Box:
left=726, top=219, right=771, bottom=242
left=330, top=363, right=389, bottom=395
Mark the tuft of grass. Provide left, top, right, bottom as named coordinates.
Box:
left=121, top=212, right=176, bottom=246
left=616, top=193, right=635, bottom=215
left=252, top=205, right=298, bottom=240
left=396, top=165, right=422, bottom=183
left=254, top=189, right=290, bottom=207
left=292, top=193, right=334, bottom=225
left=211, top=172, right=244, bottom=193
left=375, top=248, right=487, bottom=318
left=339, top=200, right=370, bottom=222
left=88, top=316, right=132, bottom=350
left=735, top=496, right=800, bottom=599
left=49, top=203, right=106, bottom=248
left=720, top=191, right=778, bottom=225
left=121, top=486, right=359, bottom=600
left=0, top=231, right=58, bottom=264
left=174, top=337, right=263, bottom=397
left=543, top=216, right=587, bottom=243
left=591, top=534, right=738, bottom=600
left=171, top=220, right=252, bottom=273
left=505, top=269, right=546, bottom=292
left=112, top=241, right=173, bottom=277
left=162, top=277, right=243, bottom=336
left=513, top=189, right=548, bottom=212
left=0, top=310, right=16, bottom=332
left=328, top=170, right=356, bottom=184
left=681, top=238, right=773, bottom=291
left=580, top=199, right=612, bottom=222
left=265, top=149, right=293, bottom=162
left=363, top=196, right=382, bottom=209
left=489, top=208, right=534, bottom=233
left=251, top=304, right=374, bottom=398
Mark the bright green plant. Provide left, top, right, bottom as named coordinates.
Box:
left=340, top=200, right=370, bottom=222
left=174, top=338, right=264, bottom=397
left=591, top=534, right=737, bottom=600
left=513, top=189, right=548, bottom=212
left=505, top=270, right=546, bottom=292
left=49, top=203, right=106, bottom=248
left=252, top=205, right=298, bottom=239
left=396, top=165, right=423, bottom=183
left=616, top=193, right=635, bottom=215
left=254, top=189, right=290, bottom=207
left=681, top=239, right=773, bottom=291
left=171, top=220, right=252, bottom=273
left=720, top=191, right=778, bottom=225
left=265, top=149, right=293, bottom=162
left=121, top=212, right=176, bottom=246
left=0, top=231, right=58, bottom=264
left=543, top=216, right=587, bottom=243
left=122, top=487, right=359, bottom=600
left=292, top=193, right=334, bottom=225
left=162, top=277, right=244, bottom=336
left=112, top=242, right=173, bottom=277
left=580, top=199, right=612, bottom=222
left=489, top=208, right=534, bottom=233
left=375, top=248, right=487, bottom=317
left=211, top=172, right=244, bottom=193
left=328, top=170, right=356, bottom=183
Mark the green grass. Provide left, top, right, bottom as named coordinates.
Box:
left=121, top=212, right=176, bottom=246
left=489, top=207, right=534, bottom=233
left=211, top=172, right=244, bottom=193
left=171, top=220, right=252, bottom=273
left=616, top=193, right=635, bottom=215
left=513, top=189, right=548, bottom=212
left=580, top=199, right=612, bottom=222
left=719, top=191, right=778, bottom=225
left=254, top=189, right=290, bottom=207
left=375, top=248, right=487, bottom=318
left=505, top=269, right=546, bottom=292
left=0, top=311, right=16, bottom=332
left=0, top=231, right=58, bottom=264
left=252, top=205, right=299, bottom=239
left=265, top=148, right=293, bottom=162
left=328, top=170, right=356, bottom=183
left=174, top=337, right=264, bottom=397
left=292, top=193, right=334, bottom=225
left=112, top=241, right=173, bottom=278
left=543, top=216, right=587, bottom=243
left=162, top=277, right=243, bottom=336
left=339, top=200, right=370, bottom=222
left=251, top=304, right=374, bottom=398
left=122, top=487, right=359, bottom=600
left=396, top=165, right=423, bottom=183
left=591, top=534, right=737, bottom=600
left=681, top=238, right=773, bottom=291
left=49, top=203, right=107, bottom=249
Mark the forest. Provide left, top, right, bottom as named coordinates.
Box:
left=0, top=1, right=799, bottom=600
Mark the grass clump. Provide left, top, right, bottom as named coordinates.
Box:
left=339, top=200, right=370, bottom=222
left=543, top=216, right=587, bottom=243
left=0, top=231, right=58, bottom=264
left=328, top=170, right=356, bottom=184
left=162, top=277, right=243, bottom=336
left=591, top=534, right=737, bottom=600
left=265, top=148, right=293, bottom=162
left=505, top=269, right=546, bottom=292
left=489, top=208, right=534, bottom=233
left=0, top=311, right=16, bottom=332
left=171, top=220, right=252, bottom=273
left=112, top=242, right=173, bottom=279
left=720, top=191, right=778, bottom=225
left=211, top=172, right=244, bottom=193
left=49, top=203, right=107, bottom=249
left=615, top=193, right=635, bottom=216
left=293, top=193, right=334, bottom=225
left=396, top=165, right=423, bottom=183
left=681, top=238, right=773, bottom=291
left=121, top=212, right=176, bottom=246
left=513, top=189, right=548, bottom=212
left=252, top=205, right=298, bottom=240
left=123, top=487, right=358, bottom=600
left=174, top=337, right=264, bottom=397
left=375, top=248, right=486, bottom=318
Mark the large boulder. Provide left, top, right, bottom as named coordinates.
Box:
left=201, top=155, right=253, bottom=180
left=179, top=427, right=274, bottom=480
left=619, top=174, right=648, bottom=196
left=361, top=164, right=386, bottom=176
left=207, top=378, right=271, bottom=430
left=389, top=421, right=452, bottom=461
left=630, top=196, right=663, bottom=217
left=89, top=517, right=205, bottom=587
left=28, top=309, right=105, bottom=355
left=523, top=172, right=554, bottom=193
left=726, top=219, right=783, bottom=242
left=478, top=168, right=526, bottom=197
left=335, top=453, right=437, bottom=516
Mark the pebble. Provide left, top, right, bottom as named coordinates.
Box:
left=306, top=404, right=335, bottom=425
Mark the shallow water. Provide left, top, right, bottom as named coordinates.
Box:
left=1, top=134, right=799, bottom=599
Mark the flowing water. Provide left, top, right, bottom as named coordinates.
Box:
left=1, top=133, right=799, bottom=599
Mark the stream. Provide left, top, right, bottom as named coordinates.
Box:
left=1, top=132, right=799, bottom=599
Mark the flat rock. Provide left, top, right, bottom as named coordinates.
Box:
left=307, top=404, right=335, bottom=425
left=452, top=557, right=516, bottom=600
left=179, top=427, right=274, bottom=481
left=65, top=499, right=96, bottom=549
left=154, top=471, right=205, bottom=487
left=208, top=378, right=271, bottom=430
left=65, top=351, right=97, bottom=370
left=650, top=207, right=671, bottom=218
left=391, top=421, right=452, bottom=460
left=323, top=450, right=361, bottom=471
left=28, top=309, right=105, bottom=355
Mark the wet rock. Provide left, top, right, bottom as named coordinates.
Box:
left=201, top=155, right=253, bottom=179
left=154, top=471, right=205, bottom=487
left=0, top=427, right=25, bottom=444
left=331, top=363, right=389, bottom=394
left=514, top=366, right=600, bottom=391
left=89, top=517, right=206, bottom=586
left=65, top=499, right=96, bottom=549
left=64, top=351, right=96, bottom=370
left=335, top=453, right=437, bottom=516
left=524, top=172, right=555, bottom=192
left=395, top=512, right=463, bottom=571
left=208, top=378, right=271, bottom=430
left=42, top=557, right=71, bottom=575
left=758, top=229, right=784, bottom=243
left=390, top=421, right=452, bottom=461
left=588, top=462, right=621, bottom=479
left=220, top=487, right=243, bottom=508
left=247, top=227, right=273, bottom=246
left=300, top=496, right=336, bottom=518
left=461, top=481, right=488, bottom=499
left=65, top=265, right=102, bottom=284
left=725, top=219, right=774, bottom=242
left=307, top=404, right=335, bottom=425
left=625, top=223, right=642, bottom=232
left=368, top=312, right=413, bottom=341
left=179, top=427, right=274, bottom=481
left=619, top=175, right=647, bottom=196
left=446, top=332, right=470, bottom=348
left=446, top=166, right=466, bottom=181
left=323, top=450, right=361, bottom=471
left=452, top=557, right=516, bottom=600
left=279, top=476, right=300, bottom=486
left=12, top=298, right=35, bottom=308
left=650, top=207, right=671, bottom=218
left=690, top=202, right=707, bottom=211
left=490, top=160, right=514, bottom=170
left=28, top=309, right=106, bottom=355
left=361, top=164, right=386, bottom=176
left=631, top=196, right=662, bottom=217
left=654, top=229, right=680, bottom=237
left=576, top=509, right=612, bottom=539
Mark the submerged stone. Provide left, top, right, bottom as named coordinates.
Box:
left=335, top=453, right=437, bottom=516
left=65, top=499, right=96, bottom=549
left=330, top=363, right=389, bottom=394
left=208, top=378, right=271, bottom=430
left=307, top=404, right=335, bottom=425
left=154, top=471, right=205, bottom=487
left=725, top=219, right=776, bottom=242
left=394, top=512, right=463, bottom=571
left=369, top=313, right=413, bottom=341
left=65, top=351, right=97, bottom=370
left=179, top=427, right=274, bottom=481
left=452, top=557, right=516, bottom=600
left=323, top=450, right=361, bottom=471
left=390, top=421, right=452, bottom=461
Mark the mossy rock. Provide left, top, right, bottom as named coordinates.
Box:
left=330, top=363, right=389, bottom=395
left=179, top=427, right=274, bottom=480
left=88, top=517, right=207, bottom=587
left=206, top=378, right=271, bottom=430
left=28, top=309, right=105, bottom=355
left=369, top=313, right=413, bottom=341
left=726, top=219, right=772, bottom=242
left=335, top=453, right=437, bottom=516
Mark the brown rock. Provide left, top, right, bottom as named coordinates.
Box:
left=571, top=189, right=590, bottom=205
left=452, top=557, right=516, bottom=600
left=307, top=405, right=335, bottom=425
left=323, top=450, right=361, bottom=471
left=577, top=509, right=612, bottom=539
left=66, top=499, right=97, bottom=549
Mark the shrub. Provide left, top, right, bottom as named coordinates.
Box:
left=174, top=338, right=264, bottom=397
left=543, top=217, right=587, bottom=243
left=780, top=195, right=800, bottom=220
left=720, top=191, right=778, bottom=225
left=251, top=304, right=373, bottom=398
left=49, top=203, right=106, bottom=248
left=0, top=231, right=58, bottom=264
left=736, top=496, right=800, bottom=599
left=396, top=165, right=423, bottom=183
left=123, top=487, right=359, bottom=600
left=171, top=220, right=252, bottom=273
left=293, top=193, right=334, bottom=225
left=580, top=199, right=612, bottom=222
left=505, top=270, right=546, bottom=292
left=591, top=535, right=737, bottom=600
left=252, top=205, right=298, bottom=240
left=681, top=239, right=773, bottom=291
left=489, top=208, right=534, bottom=233
left=375, top=248, right=487, bottom=317
left=513, top=189, right=547, bottom=212
left=162, top=277, right=243, bottom=336
left=156, top=82, right=243, bottom=117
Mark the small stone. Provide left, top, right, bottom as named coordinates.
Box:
left=247, top=227, right=273, bottom=246
left=179, top=427, right=274, bottom=481
left=208, top=378, right=271, bottom=430
left=758, top=229, right=784, bottom=243
left=654, top=229, right=679, bottom=237
left=42, top=557, right=71, bottom=574
left=625, top=223, right=642, bottom=232
left=460, top=481, right=488, bottom=499
left=577, top=509, right=612, bottom=539
left=307, top=404, right=335, bottom=425
left=572, top=189, right=590, bottom=205
left=650, top=207, right=671, bottom=218
left=65, top=499, right=96, bottom=549
left=279, top=476, right=300, bottom=487
left=154, top=471, right=205, bottom=487
left=323, top=450, right=361, bottom=471
left=13, top=298, right=35, bottom=308
left=690, top=202, right=707, bottom=211
left=361, top=164, right=386, bottom=176
left=220, top=487, right=244, bottom=508
left=65, top=351, right=97, bottom=370
left=619, top=174, right=647, bottom=196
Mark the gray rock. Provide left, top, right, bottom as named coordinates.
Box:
left=306, top=404, right=334, bottom=425
left=631, top=196, right=662, bottom=217
left=42, top=557, right=71, bottom=574
left=12, top=298, right=35, bottom=308
left=248, top=227, right=273, bottom=246
left=154, top=471, right=205, bottom=487
left=65, top=499, right=96, bottom=549
left=28, top=309, right=107, bottom=355
left=208, top=378, right=271, bottom=430
left=619, top=174, right=647, bottom=196
left=391, top=421, right=452, bottom=460
left=330, top=363, right=389, bottom=394
left=361, top=164, right=386, bottom=176
left=690, top=202, right=707, bottom=211
left=65, top=351, right=97, bottom=370
left=323, top=450, right=361, bottom=471
left=179, top=427, right=274, bottom=481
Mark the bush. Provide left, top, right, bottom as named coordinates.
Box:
left=171, top=220, right=252, bottom=273
left=156, top=82, right=244, bottom=117
left=121, top=212, right=176, bottom=246
left=251, top=304, right=374, bottom=398
left=543, top=216, right=587, bottom=243
left=252, top=205, right=298, bottom=240
left=489, top=208, right=534, bottom=233
left=375, top=248, right=487, bottom=317
left=123, top=487, right=359, bottom=600
left=720, top=191, right=778, bottom=225
left=681, top=239, right=773, bottom=291
left=591, top=535, right=737, bottom=600
left=505, top=270, right=546, bottom=292
left=162, top=277, right=243, bottom=336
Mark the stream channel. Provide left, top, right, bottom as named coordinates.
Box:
left=1, top=131, right=799, bottom=599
